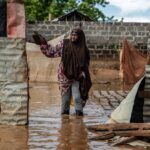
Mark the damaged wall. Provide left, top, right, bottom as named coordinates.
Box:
left=0, top=38, right=28, bottom=125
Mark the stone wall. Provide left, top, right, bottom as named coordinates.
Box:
left=0, top=38, right=28, bottom=125
left=27, top=21, right=150, bottom=58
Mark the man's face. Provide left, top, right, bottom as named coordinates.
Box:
left=70, top=32, right=78, bottom=42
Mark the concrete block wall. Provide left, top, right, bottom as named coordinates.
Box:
left=27, top=21, right=150, bottom=58
left=0, top=38, right=28, bottom=125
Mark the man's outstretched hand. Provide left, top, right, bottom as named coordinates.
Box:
left=32, top=31, right=47, bottom=45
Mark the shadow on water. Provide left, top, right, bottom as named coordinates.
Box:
left=0, top=82, right=144, bottom=150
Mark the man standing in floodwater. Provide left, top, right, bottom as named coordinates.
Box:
left=33, top=28, right=92, bottom=116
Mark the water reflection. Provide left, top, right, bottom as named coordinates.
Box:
left=0, top=125, right=28, bottom=150
left=57, top=116, right=89, bottom=150
left=0, top=83, right=145, bottom=150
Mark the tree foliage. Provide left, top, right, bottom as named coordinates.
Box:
left=25, top=0, right=52, bottom=21
left=24, top=0, right=109, bottom=21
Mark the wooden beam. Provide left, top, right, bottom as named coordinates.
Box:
left=87, top=123, right=150, bottom=131
left=89, top=131, right=115, bottom=140
left=89, top=130, right=150, bottom=141
left=114, top=130, right=150, bottom=137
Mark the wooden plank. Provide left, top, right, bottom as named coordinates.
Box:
left=89, top=130, right=150, bottom=141
left=89, top=131, right=115, bottom=140
left=114, top=130, right=150, bottom=137
left=87, top=123, right=150, bottom=131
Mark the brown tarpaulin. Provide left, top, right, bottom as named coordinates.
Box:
left=7, top=0, right=25, bottom=38
left=120, top=39, right=147, bottom=87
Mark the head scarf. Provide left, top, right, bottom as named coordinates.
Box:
left=62, top=28, right=90, bottom=80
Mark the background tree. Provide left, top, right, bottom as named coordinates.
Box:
left=24, top=0, right=109, bottom=21
left=25, top=0, right=52, bottom=21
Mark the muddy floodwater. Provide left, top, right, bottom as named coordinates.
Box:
left=0, top=82, right=146, bottom=150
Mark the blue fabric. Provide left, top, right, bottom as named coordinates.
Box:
left=61, top=81, right=83, bottom=113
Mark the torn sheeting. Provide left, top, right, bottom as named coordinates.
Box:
left=107, top=76, right=144, bottom=123
left=120, top=38, right=147, bottom=85
left=108, top=65, right=150, bottom=123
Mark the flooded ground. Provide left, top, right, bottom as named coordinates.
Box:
left=0, top=57, right=143, bottom=149
left=0, top=81, right=146, bottom=150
